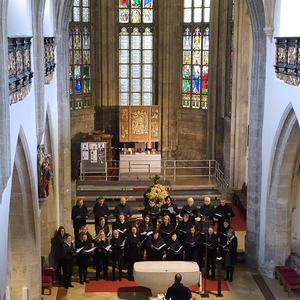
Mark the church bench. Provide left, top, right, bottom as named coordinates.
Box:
left=275, top=266, right=300, bottom=297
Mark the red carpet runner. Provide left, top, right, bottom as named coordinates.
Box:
left=228, top=203, right=246, bottom=231
left=85, top=278, right=229, bottom=293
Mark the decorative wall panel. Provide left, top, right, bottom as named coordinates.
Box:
left=44, top=37, right=56, bottom=84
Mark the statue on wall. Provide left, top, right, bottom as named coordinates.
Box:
left=38, top=145, right=53, bottom=198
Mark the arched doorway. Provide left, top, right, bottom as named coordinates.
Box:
left=6, top=134, right=41, bottom=300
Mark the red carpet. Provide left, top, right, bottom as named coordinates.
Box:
left=85, top=277, right=229, bottom=293
left=228, top=203, right=246, bottom=231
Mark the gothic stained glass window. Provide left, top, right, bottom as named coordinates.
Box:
left=182, top=0, right=210, bottom=109
left=119, top=0, right=154, bottom=106
left=69, top=0, right=91, bottom=110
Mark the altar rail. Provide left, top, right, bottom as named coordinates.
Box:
left=80, top=159, right=229, bottom=193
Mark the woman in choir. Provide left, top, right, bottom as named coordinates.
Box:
left=222, top=228, right=237, bottom=282
left=95, top=217, right=110, bottom=237
left=146, top=230, right=166, bottom=261
left=139, top=215, right=154, bottom=259
left=184, top=225, right=201, bottom=264
left=204, top=226, right=217, bottom=279
left=113, top=212, right=130, bottom=239
left=166, top=232, right=183, bottom=261
left=176, top=214, right=192, bottom=243
left=94, top=230, right=109, bottom=280
left=76, top=232, right=92, bottom=284
left=126, top=226, right=142, bottom=280
left=52, top=226, right=66, bottom=282
left=159, top=215, right=174, bottom=242
left=77, top=225, right=92, bottom=247
left=161, top=196, right=179, bottom=228
left=143, top=199, right=160, bottom=228
left=61, top=234, right=74, bottom=289
left=110, top=229, right=126, bottom=281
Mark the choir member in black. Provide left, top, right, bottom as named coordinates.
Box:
left=114, top=197, right=132, bottom=219
left=93, top=196, right=109, bottom=231
left=166, top=232, right=183, bottom=261
left=95, top=217, right=110, bottom=237
left=161, top=196, right=179, bottom=228
left=146, top=231, right=166, bottom=261
left=184, top=226, right=201, bottom=265
left=213, top=198, right=235, bottom=233
left=126, top=226, right=142, bottom=280
left=143, top=199, right=160, bottom=228
left=159, top=215, right=174, bottom=242
left=217, top=219, right=232, bottom=246
left=222, top=228, right=237, bottom=282
left=204, top=226, right=217, bottom=279
left=77, top=225, right=93, bottom=247
left=176, top=214, right=192, bottom=243
left=72, top=198, right=89, bottom=240
left=52, top=226, right=66, bottom=282
left=139, top=215, right=154, bottom=258
left=199, top=197, right=215, bottom=234
left=76, top=233, right=92, bottom=284
left=61, top=234, right=74, bottom=289
left=94, top=230, right=109, bottom=280
left=180, top=197, right=198, bottom=224
left=113, top=212, right=130, bottom=238
left=110, top=230, right=126, bottom=281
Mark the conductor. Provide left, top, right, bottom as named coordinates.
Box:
left=165, top=273, right=192, bottom=300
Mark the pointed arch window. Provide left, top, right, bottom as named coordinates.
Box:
left=119, top=0, right=154, bottom=106
left=69, top=0, right=91, bottom=110
left=182, top=0, right=210, bottom=109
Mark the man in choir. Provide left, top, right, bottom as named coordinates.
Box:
left=114, top=197, right=132, bottom=219
left=146, top=230, right=166, bottom=261
left=199, top=197, right=215, bottom=221
left=72, top=198, right=89, bottom=240
left=176, top=214, right=192, bottom=243
left=110, top=229, right=126, bottom=281
left=76, top=233, right=92, bottom=284
left=143, top=199, right=160, bottom=228
left=52, top=226, right=66, bottom=283
left=204, top=226, right=217, bottom=279
left=213, top=198, right=235, bottom=232
left=222, top=228, right=237, bottom=282
left=93, top=196, right=109, bottom=231
left=113, top=212, right=130, bottom=238
left=166, top=232, right=183, bottom=261
left=180, top=197, right=198, bottom=224
left=165, top=273, right=192, bottom=300
left=161, top=196, right=179, bottom=228
left=94, top=230, right=109, bottom=280
left=126, top=226, right=141, bottom=280
left=159, top=215, right=174, bottom=242
left=61, top=234, right=74, bottom=289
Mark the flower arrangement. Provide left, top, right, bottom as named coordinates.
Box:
left=144, top=175, right=169, bottom=208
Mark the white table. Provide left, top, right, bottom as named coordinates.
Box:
left=134, top=261, right=200, bottom=296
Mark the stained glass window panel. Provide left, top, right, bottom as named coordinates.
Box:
left=194, top=8, right=202, bottom=22
left=194, top=0, right=202, bottom=7
left=83, top=50, right=90, bottom=64
left=143, top=9, right=153, bottom=23
left=182, top=94, right=191, bottom=107
left=202, top=51, right=209, bottom=65
left=120, top=65, right=129, bottom=78
left=143, top=93, right=152, bottom=105
left=202, top=67, right=208, bottom=94
left=143, top=64, right=152, bottom=77
left=184, top=0, right=192, bottom=7
left=120, top=35, right=129, bottom=49
left=183, top=50, right=191, bottom=64
left=74, top=50, right=82, bottom=64
left=192, top=69, right=200, bottom=94
left=131, top=64, right=141, bottom=78
left=131, top=50, right=141, bottom=63
left=193, top=29, right=201, bottom=49
left=131, top=9, right=141, bottom=23
left=132, top=93, right=141, bottom=105
left=143, top=50, right=152, bottom=63
left=203, top=28, right=209, bottom=49
left=119, top=0, right=128, bottom=8
left=69, top=50, right=73, bottom=64
left=73, top=28, right=81, bottom=49
left=143, top=35, right=153, bottom=49
left=131, top=34, right=141, bottom=49
left=183, top=65, right=191, bottom=79
left=204, top=8, right=210, bottom=22
left=201, top=95, right=208, bottom=109
left=74, top=0, right=80, bottom=6
left=183, top=29, right=191, bottom=49
left=82, top=8, right=89, bottom=22
left=120, top=9, right=129, bottom=23
left=73, top=7, right=80, bottom=22
left=120, top=50, right=129, bottom=63
left=120, top=93, right=129, bottom=106
left=143, top=0, right=153, bottom=8
left=143, top=79, right=152, bottom=92
left=83, top=65, right=90, bottom=77
left=192, top=95, right=201, bottom=108
left=182, top=80, right=191, bottom=93
left=83, top=28, right=90, bottom=49
left=193, top=50, right=201, bottom=64
left=74, top=65, right=81, bottom=93
left=204, top=0, right=210, bottom=7
left=131, top=0, right=142, bottom=8
left=82, top=0, right=89, bottom=6
left=83, top=79, right=90, bottom=93
left=184, top=9, right=192, bottom=23
left=120, top=79, right=129, bottom=92
left=131, top=79, right=141, bottom=92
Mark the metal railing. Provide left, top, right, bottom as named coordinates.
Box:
left=80, top=159, right=229, bottom=192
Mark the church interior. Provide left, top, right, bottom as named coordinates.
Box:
left=1, top=0, right=300, bottom=299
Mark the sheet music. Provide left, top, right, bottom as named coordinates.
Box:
left=105, top=245, right=111, bottom=251
left=75, top=247, right=84, bottom=254
left=153, top=243, right=166, bottom=251
left=83, top=246, right=97, bottom=253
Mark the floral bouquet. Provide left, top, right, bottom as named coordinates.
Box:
left=144, top=175, right=169, bottom=208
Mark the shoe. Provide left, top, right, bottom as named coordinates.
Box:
left=69, top=283, right=74, bottom=288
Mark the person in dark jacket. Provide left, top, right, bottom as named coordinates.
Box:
left=180, top=197, right=198, bottom=224
left=61, top=234, right=74, bottom=289
left=161, top=196, right=179, bottom=228
left=76, top=225, right=93, bottom=247
left=165, top=273, right=192, bottom=300
left=113, top=212, right=130, bottom=238
left=93, top=196, right=109, bottom=231
left=176, top=214, right=192, bottom=243
left=146, top=231, right=166, bottom=261
left=213, top=198, right=235, bottom=233
left=114, top=197, right=132, bottom=219
left=126, top=226, right=141, bottom=280
left=139, top=215, right=154, bottom=259
left=72, top=198, right=89, bottom=240
left=76, top=233, right=92, bottom=284
left=110, top=230, right=126, bottom=281
left=143, top=199, right=160, bottom=228
left=184, top=225, right=201, bottom=264
left=94, top=230, right=109, bottom=280
left=222, top=228, right=238, bottom=282
left=166, top=232, right=183, bottom=261
left=95, top=217, right=110, bottom=237
left=159, top=215, right=174, bottom=242
left=52, top=226, right=66, bottom=282
left=204, top=226, right=217, bottom=279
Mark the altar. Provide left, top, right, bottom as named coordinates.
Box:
left=119, top=154, right=161, bottom=178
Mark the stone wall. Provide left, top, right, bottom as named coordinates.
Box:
left=71, top=109, right=95, bottom=138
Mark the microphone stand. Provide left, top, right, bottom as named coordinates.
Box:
left=201, top=230, right=209, bottom=298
